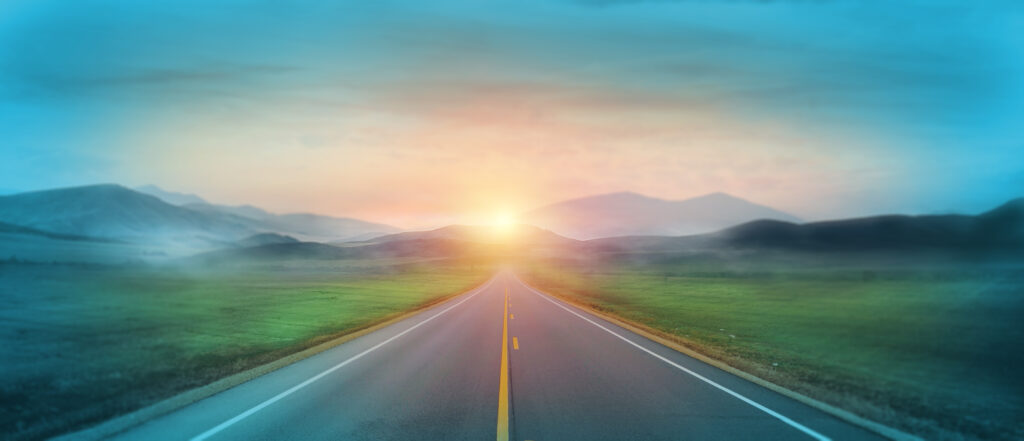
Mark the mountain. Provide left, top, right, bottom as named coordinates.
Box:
left=192, top=224, right=578, bottom=265
left=136, top=185, right=207, bottom=206
left=133, top=184, right=401, bottom=243
left=523, top=192, right=801, bottom=239
left=719, top=197, right=1024, bottom=251
left=192, top=242, right=356, bottom=263
left=184, top=203, right=268, bottom=220
left=0, top=184, right=401, bottom=250
left=0, top=184, right=252, bottom=245
left=364, top=224, right=576, bottom=246
left=589, top=197, right=1024, bottom=254
left=976, top=197, right=1024, bottom=244
left=0, top=219, right=163, bottom=265
left=182, top=203, right=399, bottom=243
left=235, top=233, right=299, bottom=248
left=0, top=221, right=110, bottom=243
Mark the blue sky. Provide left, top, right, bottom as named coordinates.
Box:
left=1, top=0, right=1022, bottom=226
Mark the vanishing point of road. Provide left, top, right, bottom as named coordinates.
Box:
left=111, top=271, right=887, bottom=441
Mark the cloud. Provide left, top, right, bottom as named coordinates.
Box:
left=1, top=0, right=1021, bottom=224
left=3, top=63, right=300, bottom=100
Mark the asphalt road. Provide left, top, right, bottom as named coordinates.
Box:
left=110, top=271, right=887, bottom=441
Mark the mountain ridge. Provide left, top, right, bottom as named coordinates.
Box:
left=136, top=185, right=207, bottom=206
left=523, top=191, right=801, bottom=239
left=0, top=184, right=400, bottom=247
left=0, top=184, right=251, bottom=244
left=181, top=202, right=399, bottom=243
left=362, top=224, right=576, bottom=246
left=588, top=197, right=1024, bottom=253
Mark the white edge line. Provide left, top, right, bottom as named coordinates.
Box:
left=517, top=278, right=831, bottom=441
left=189, top=277, right=496, bottom=441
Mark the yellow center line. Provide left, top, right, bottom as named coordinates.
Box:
left=513, top=337, right=519, bottom=350
left=511, top=313, right=515, bottom=320
left=497, top=286, right=510, bottom=441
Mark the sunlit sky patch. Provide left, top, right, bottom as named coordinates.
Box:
left=1, top=0, right=1022, bottom=228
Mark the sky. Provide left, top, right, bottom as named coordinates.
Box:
left=1, top=0, right=1022, bottom=229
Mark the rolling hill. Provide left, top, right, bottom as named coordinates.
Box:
left=179, top=202, right=399, bottom=243
left=362, top=224, right=576, bottom=246
left=135, top=185, right=208, bottom=206
left=718, top=197, right=1024, bottom=251
left=0, top=184, right=252, bottom=245
left=192, top=224, right=578, bottom=264
left=234, top=233, right=300, bottom=248
left=523, top=191, right=800, bottom=239
left=191, top=236, right=474, bottom=264
left=0, top=221, right=111, bottom=243
left=0, top=184, right=401, bottom=250
left=588, top=197, right=1024, bottom=254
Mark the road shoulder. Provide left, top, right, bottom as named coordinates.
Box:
left=513, top=274, right=921, bottom=441
left=54, top=276, right=498, bottom=441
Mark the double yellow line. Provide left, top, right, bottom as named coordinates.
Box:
left=497, top=286, right=511, bottom=441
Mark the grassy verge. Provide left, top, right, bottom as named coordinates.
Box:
left=516, top=256, right=1024, bottom=441
left=0, top=258, right=495, bottom=440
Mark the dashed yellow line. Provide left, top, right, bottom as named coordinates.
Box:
left=497, top=286, right=510, bottom=441
left=513, top=337, right=519, bottom=350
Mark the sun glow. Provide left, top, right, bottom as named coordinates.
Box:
left=490, top=212, right=517, bottom=236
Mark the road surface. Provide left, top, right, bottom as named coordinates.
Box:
left=111, top=271, right=887, bottom=441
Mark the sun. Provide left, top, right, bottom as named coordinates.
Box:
left=490, top=212, right=517, bottom=235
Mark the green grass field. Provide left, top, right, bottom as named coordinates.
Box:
left=517, top=256, right=1024, bottom=441
left=0, top=258, right=494, bottom=440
